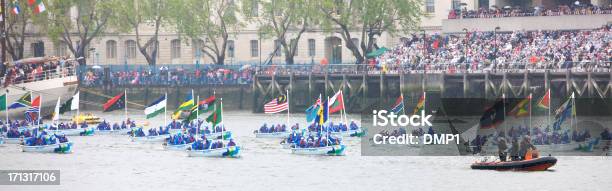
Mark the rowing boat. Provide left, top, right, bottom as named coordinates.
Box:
left=130, top=135, right=169, bottom=143
left=291, top=145, right=346, bottom=156
left=254, top=131, right=290, bottom=138
left=163, top=142, right=194, bottom=151
left=186, top=146, right=241, bottom=157
left=22, top=142, right=73, bottom=153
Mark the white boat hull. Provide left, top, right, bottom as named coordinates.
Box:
left=187, top=146, right=241, bottom=157
left=164, top=143, right=193, bottom=151
left=4, top=76, right=77, bottom=119
left=97, top=129, right=131, bottom=135
left=255, top=131, right=289, bottom=138
left=52, top=128, right=93, bottom=136
left=131, top=135, right=168, bottom=143
left=22, top=142, right=73, bottom=153
left=3, top=137, right=25, bottom=144
left=291, top=145, right=346, bottom=156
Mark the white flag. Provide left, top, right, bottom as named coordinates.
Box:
left=71, top=91, right=79, bottom=110
left=53, top=97, right=61, bottom=121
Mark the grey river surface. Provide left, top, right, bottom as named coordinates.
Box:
left=1, top=111, right=612, bottom=191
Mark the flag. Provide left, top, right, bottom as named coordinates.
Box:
left=10, top=2, right=20, bottom=15
left=391, top=94, right=404, bottom=114
left=173, top=93, right=194, bottom=119
left=479, top=99, right=505, bottom=129
left=314, top=100, right=328, bottom=126
left=103, top=92, right=126, bottom=112
left=206, top=102, right=222, bottom=127
left=0, top=94, right=6, bottom=111
left=8, top=92, right=32, bottom=109
left=59, top=92, right=79, bottom=114
left=264, top=95, right=288, bottom=114
left=198, top=95, right=216, bottom=113
left=183, top=106, right=199, bottom=123
left=305, top=97, right=321, bottom=122
left=553, top=94, right=575, bottom=130
left=25, top=96, right=41, bottom=123
left=328, top=91, right=344, bottom=114
left=33, top=0, right=45, bottom=13
left=413, top=93, right=425, bottom=115
left=144, top=95, right=166, bottom=119
left=52, top=97, right=61, bottom=121
left=509, top=96, right=531, bottom=118
left=28, top=0, right=35, bottom=6
left=537, top=89, right=550, bottom=109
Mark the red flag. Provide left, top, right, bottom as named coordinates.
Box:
left=31, top=96, right=40, bottom=107
left=28, top=0, right=36, bottom=6
left=537, top=89, right=550, bottom=109
left=103, top=93, right=126, bottom=112
left=328, top=91, right=344, bottom=114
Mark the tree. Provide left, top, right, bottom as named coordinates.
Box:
left=115, top=0, right=177, bottom=66
left=318, top=0, right=423, bottom=64
left=242, top=0, right=316, bottom=65
left=174, top=0, right=242, bottom=65
left=4, top=1, right=47, bottom=60
left=47, top=0, right=115, bottom=65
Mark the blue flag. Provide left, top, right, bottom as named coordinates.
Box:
left=306, top=105, right=319, bottom=122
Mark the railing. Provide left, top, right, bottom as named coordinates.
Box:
left=3, top=66, right=77, bottom=86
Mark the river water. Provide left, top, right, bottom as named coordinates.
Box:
left=1, top=111, right=612, bottom=191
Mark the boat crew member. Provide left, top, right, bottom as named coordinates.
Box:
left=510, top=137, right=520, bottom=161
left=519, top=136, right=537, bottom=160
left=497, top=137, right=508, bottom=162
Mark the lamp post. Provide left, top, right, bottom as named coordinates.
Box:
left=493, top=26, right=500, bottom=71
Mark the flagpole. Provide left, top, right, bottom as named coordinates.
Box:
left=326, top=96, right=330, bottom=147
left=547, top=89, right=551, bottom=130
left=423, top=91, right=427, bottom=115
left=4, top=92, right=8, bottom=124
left=124, top=89, right=127, bottom=126
left=220, top=98, right=223, bottom=141
left=76, top=91, right=80, bottom=125
left=571, top=92, right=576, bottom=133
left=286, top=89, right=290, bottom=126
left=30, top=91, right=33, bottom=127
left=196, top=95, right=200, bottom=121
left=38, top=94, right=42, bottom=128
left=164, top=92, right=168, bottom=128
left=529, top=93, right=532, bottom=129
left=502, top=93, right=506, bottom=137
left=401, top=93, right=406, bottom=115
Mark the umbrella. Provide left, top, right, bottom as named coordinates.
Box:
left=92, top=65, right=103, bottom=70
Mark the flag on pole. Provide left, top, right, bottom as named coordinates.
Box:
left=305, top=97, right=321, bottom=122
left=27, top=0, right=35, bottom=6
left=206, top=102, right=222, bottom=127
left=10, top=2, right=20, bottom=15
left=552, top=93, right=575, bottom=130
left=413, top=93, right=426, bottom=115
left=25, top=96, right=41, bottom=123
left=103, top=92, right=126, bottom=112
left=537, top=89, right=551, bottom=109
left=198, top=95, right=216, bottom=113
left=173, top=93, right=194, bottom=119
left=328, top=91, right=344, bottom=114
left=391, top=94, right=404, bottom=114
left=264, top=95, right=288, bottom=114
left=0, top=94, right=7, bottom=111
left=52, top=97, right=61, bottom=121
left=314, top=100, right=328, bottom=126
left=145, top=95, right=166, bottom=119
left=509, top=95, right=531, bottom=117
left=479, top=99, right=506, bottom=129
left=59, top=92, right=79, bottom=114
left=8, top=92, right=32, bottom=109
left=33, top=0, right=45, bottom=13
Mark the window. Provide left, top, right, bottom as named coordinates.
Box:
left=308, top=39, right=315, bottom=57
left=227, top=40, right=235, bottom=58
left=192, top=39, right=204, bottom=58
left=426, top=0, right=435, bottom=13
left=290, top=39, right=298, bottom=56
left=171, top=39, right=181, bottom=59
left=31, top=41, right=45, bottom=57
left=125, top=40, right=137, bottom=59
left=452, top=0, right=461, bottom=10
left=274, top=40, right=281, bottom=57
left=250, top=1, right=259, bottom=17
left=250, top=40, right=258, bottom=57
left=106, top=40, right=116, bottom=59
left=56, top=42, right=68, bottom=57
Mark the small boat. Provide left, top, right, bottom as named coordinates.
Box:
left=72, top=113, right=102, bottom=125
left=186, top=146, right=241, bottom=158
left=130, top=135, right=169, bottom=143
left=97, top=128, right=132, bottom=135
left=470, top=156, right=557, bottom=171
left=52, top=127, right=95, bottom=136
left=201, top=131, right=232, bottom=140
left=330, top=129, right=365, bottom=137
left=22, top=142, right=73, bottom=153
left=163, top=142, right=194, bottom=151
left=291, top=145, right=346, bottom=156
left=254, top=131, right=290, bottom=138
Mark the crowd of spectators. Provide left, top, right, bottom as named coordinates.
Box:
left=449, top=2, right=612, bottom=19
left=1, top=56, right=76, bottom=86
left=81, top=66, right=254, bottom=87
left=371, top=25, right=611, bottom=73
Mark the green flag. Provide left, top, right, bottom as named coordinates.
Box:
left=182, top=105, right=198, bottom=123
left=0, top=94, right=6, bottom=111
left=205, top=102, right=222, bottom=127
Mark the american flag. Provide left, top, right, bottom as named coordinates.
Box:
left=264, top=95, right=288, bottom=114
